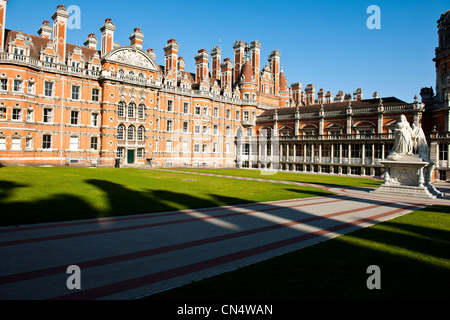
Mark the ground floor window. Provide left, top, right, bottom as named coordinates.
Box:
left=90, top=137, right=98, bottom=151
left=117, top=148, right=125, bottom=158
left=439, top=170, right=447, bottom=181
left=42, top=135, right=51, bottom=149
left=137, top=148, right=144, bottom=158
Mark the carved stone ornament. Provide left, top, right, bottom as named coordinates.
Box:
left=108, top=48, right=158, bottom=70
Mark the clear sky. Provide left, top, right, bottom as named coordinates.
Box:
left=5, top=0, right=449, bottom=102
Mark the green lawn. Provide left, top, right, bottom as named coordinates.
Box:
left=170, top=168, right=384, bottom=189
left=146, top=205, right=450, bottom=300
left=0, top=166, right=333, bottom=226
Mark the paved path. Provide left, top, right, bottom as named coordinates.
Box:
left=0, top=170, right=448, bottom=300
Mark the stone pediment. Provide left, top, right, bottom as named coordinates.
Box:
left=104, top=47, right=158, bottom=71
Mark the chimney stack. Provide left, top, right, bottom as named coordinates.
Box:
left=52, top=4, right=69, bottom=63
left=38, top=20, right=52, bottom=39
left=100, top=18, right=116, bottom=57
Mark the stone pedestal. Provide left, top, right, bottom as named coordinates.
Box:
left=372, top=155, right=443, bottom=199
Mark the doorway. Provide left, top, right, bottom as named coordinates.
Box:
left=127, top=150, right=135, bottom=164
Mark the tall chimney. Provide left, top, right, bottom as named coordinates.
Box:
left=52, top=4, right=69, bottom=63
left=100, top=18, right=116, bottom=57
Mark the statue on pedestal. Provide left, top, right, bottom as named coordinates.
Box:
left=373, top=114, right=442, bottom=199
left=387, top=115, right=415, bottom=160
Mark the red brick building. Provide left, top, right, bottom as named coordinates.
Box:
left=0, top=2, right=448, bottom=181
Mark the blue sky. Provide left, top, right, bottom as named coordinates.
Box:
left=5, top=0, right=449, bottom=102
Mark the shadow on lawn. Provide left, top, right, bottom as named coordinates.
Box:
left=148, top=204, right=450, bottom=301
left=1, top=176, right=449, bottom=300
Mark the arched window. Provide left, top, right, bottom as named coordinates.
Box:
left=127, top=125, right=135, bottom=140
left=128, top=103, right=135, bottom=118
left=137, top=126, right=145, bottom=141
left=138, top=104, right=145, bottom=119
left=118, top=102, right=125, bottom=117
left=117, top=124, right=125, bottom=140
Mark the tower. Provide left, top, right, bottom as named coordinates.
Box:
left=195, top=49, right=209, bottom=83
left=211, top=46, right=221, bottom=80
left=233, top=40, right=246, bottom=84
left=269, top=49, right=281, bottom=94
left=52, top=4, right=69, bottom=63
left=0, top=0, right=8, bottom=52
left=434, top=10, right=450, bottom=102
left=100, top=18, right=116, bottom=57
left=250, top=40, right=261, bottom=89
left=164, top=39, right=179, bottom=77
left=291, top=82, right=302, bottom=106
left=220, top=58, right=233, bottom=91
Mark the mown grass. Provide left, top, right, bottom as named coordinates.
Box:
left=170, top=168, right=383, bottom=189
left=146, top=205, right=450, bottom=300
left=0, top=166, right=333, bottom=226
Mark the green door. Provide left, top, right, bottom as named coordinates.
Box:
left=127, top=150, right=135, bottom=164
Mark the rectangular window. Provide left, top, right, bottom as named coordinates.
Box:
left=91, top=88, right=100, bottom=102
left=182, top=141, right=189, bottom=153
left=0, top=137, right=6, bottom=150
left=236, top=111, right=240, bottom=121
left=71, top=85, right=80, bottom=100
left=12, top=109, right=21, bottom=121
left=166, top=120, right=173, bottom=132
left=11, top=138, right=21, bottom=150
left=90, top=137, right=98, bottom=150
left=117, top=147, right=125, bottom=158
left=44, top=82, right=53, bottom=97
left=28, top=82, right=35, bottom=94
left=43, top=108, right=53, bottom=123
left=166, top=141, right=172, bottom=152
left=183, top=122, right=188, bottom=133
left=194, top=125, right=200, bottom=134
left=0, top=79, right=7, bottom=91
left=42, top=135, right=51, bottom=149
left=243, top=111, right=250, bottom=121
left=194, top=144, right=200, bottom=153
left=137, top=148, right=144, bottom=158
left=214, top=107, right=218, bottom=118
left=71, top=111, right=79, bottom=125
left=13, top=80, right=23, bottom=92
left=226, top=109, right=231, bottom=119
left=203, top=126, right=208, bottom=134
left=195, top=106, right=201, bottom=115
left=183, top=103, right=189, bottom=114
left=70, top=136, right=79, bottom=151
left=138, top=105, right=145, bottom=119
left=91, top=113, right=99, bottom=127
left=203, top=107, right=208, bottom=116
left=0, top=107, right=6, bottom=120
left=167, top=100, right=173, bottom=112
left=242, top=144, right=250, bottom=156
left=202, top=144, right=207, bottom=153
left=213, top=125, right=218, bottom=135
left=26, top=137, right=33, bottom=150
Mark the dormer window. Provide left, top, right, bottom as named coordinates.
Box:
left=14, top=48, right=24, bottom=55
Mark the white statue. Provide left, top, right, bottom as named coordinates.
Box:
left=412, top=123, right=429, bottom=161
left=387, top=115, right=414, bottom=160
left=387, top=115, right=430, bottom=162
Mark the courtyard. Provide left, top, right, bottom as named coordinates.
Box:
left=0, top=166, right=448, bottom=300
